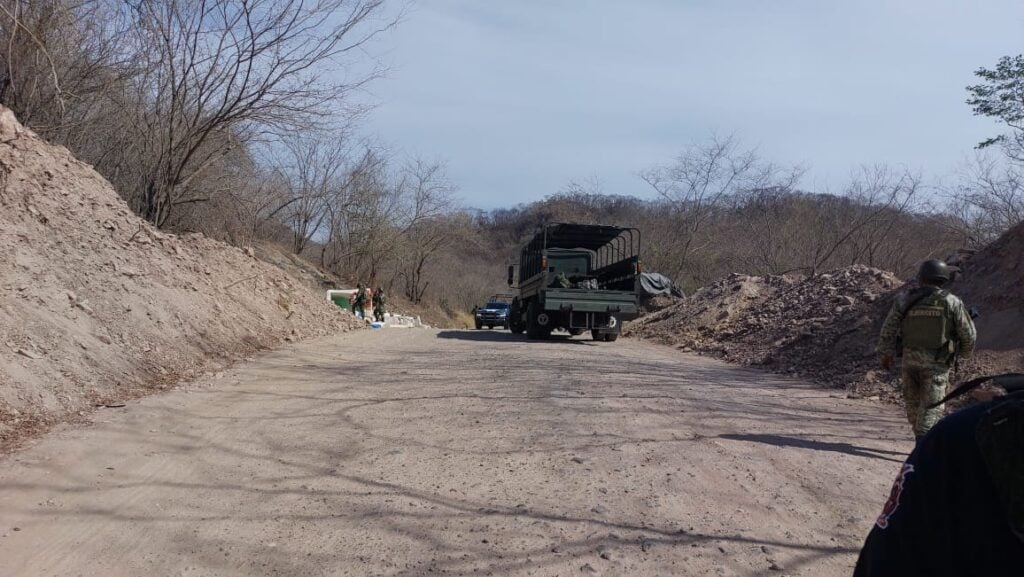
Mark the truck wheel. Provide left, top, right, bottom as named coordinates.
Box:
left=604, top=332, right=619, bottom=342
left=569, top=328, right=584, bottom=336
left=591, top=330, right=604, bottom=341
left=487, top=325, right=494, bottom=329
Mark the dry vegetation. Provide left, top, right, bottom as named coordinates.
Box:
left=0, top=106, right=364, bottom=449
left=1, top=1, right=1023, bottom=321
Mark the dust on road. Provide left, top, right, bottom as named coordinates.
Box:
left=0, top=329, right=911, bottom=576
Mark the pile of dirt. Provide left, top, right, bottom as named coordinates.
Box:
left=0, top=106, right=362, bottom=449
left=626, top=265, right=904, bottom=394
left=629, top=220, right=1024, bottom=396
left=947, top=222, right=1024, bottom=379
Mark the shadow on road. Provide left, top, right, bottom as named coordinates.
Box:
left=435, top=330, right=596, bottom=345
left=0, top=332, right=902, bottom=576
left=718, top=433, right=907, bottom=463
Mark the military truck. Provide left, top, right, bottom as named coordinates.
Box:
left=506, top=223, right=641, bottom=341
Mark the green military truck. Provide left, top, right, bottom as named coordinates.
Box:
left=506, top=223, right=641, bottom=341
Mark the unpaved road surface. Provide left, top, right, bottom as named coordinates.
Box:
left=0, top=329, right=911, bottom=576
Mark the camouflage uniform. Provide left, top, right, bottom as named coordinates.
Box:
left=877, top=289, right=976, bottom=437
left=352, top=286, right=367, bottom=319
left=372, top=290, right=386, bottom=322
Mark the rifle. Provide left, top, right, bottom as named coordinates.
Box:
left=929, top=373, right=1024, bottom=408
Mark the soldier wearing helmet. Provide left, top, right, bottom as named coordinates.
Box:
left=877, top=260, right=977, bottom=440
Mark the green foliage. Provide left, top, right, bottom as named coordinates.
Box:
left=967, top=55, right=1024, bottom=156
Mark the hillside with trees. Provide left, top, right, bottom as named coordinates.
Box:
left=1, top=1, right=1022, bottom=321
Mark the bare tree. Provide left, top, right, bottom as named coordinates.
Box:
left=0, top=0, right=127, bottom=127
left=946, top=153, right=1024, bottom=247
left=639, top=135, right=802, bottom=285
left=271, top=132, right=353, bottom=254
left=122, top=0, right=396, bottom=227
left=815, top=166, right=924, bottom=273
left=394, top=158, right=458, bottom=303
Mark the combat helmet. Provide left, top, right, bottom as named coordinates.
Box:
left=917, top=259, right=954, bottom=285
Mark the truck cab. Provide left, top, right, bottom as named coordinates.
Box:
left=507, top=223, right=641, bottom=341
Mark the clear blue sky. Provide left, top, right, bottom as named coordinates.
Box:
left=360, top=1, right=1024, bottom=209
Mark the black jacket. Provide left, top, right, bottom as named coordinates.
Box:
left=854, top=397, right=1024, bottom=576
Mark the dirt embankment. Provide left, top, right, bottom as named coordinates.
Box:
left=626, top=265, right=903, bottom=396
left=0, top=106, right=362, bottom=449
left=947, top=222, right=1024, bottom=379
left=628, top=224, right=1024, bottom=396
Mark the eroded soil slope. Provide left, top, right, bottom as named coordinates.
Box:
left=949, top=222, right=1024, bottom=379
left=0, top=106, right=361, bottom=448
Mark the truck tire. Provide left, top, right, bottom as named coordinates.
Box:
left=509, top=300, right=525, bottom=334
left=487, top=325, right=494, bottom=329
left=592, top=315, right=620, bottom=341
left=591, top=330, right=619, bottom=342
left=569, top=328, right=584, bottom=336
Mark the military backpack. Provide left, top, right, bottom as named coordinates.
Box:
left=899, top=288, right=954, bottom=356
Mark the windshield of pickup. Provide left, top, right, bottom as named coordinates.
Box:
left=484, top=302, right=509, bottom=310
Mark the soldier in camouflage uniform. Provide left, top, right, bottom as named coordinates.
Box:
left=372, top=287, right=386, bottom=322
left=877, top=260, right=977, bottom=440
left=352, top=283, right=367, bottom=319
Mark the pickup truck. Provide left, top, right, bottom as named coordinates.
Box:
left=506, top=223, right=641, bottom=341
left=474, top=297, right=511, bottom=329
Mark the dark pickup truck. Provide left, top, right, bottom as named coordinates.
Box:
left=506, top=223, right=641, bottom=341
left=474, top=294, right=513, bottom=329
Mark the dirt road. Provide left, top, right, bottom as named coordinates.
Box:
left=0, top=329, right=911, bottom=576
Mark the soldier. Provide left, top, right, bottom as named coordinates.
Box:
left=854, top=374, right=1024, bottom=576
left=372, top=287, right=386, bottom=322
left=352, top=283, right=367, bottom=319
left=877, top=260, right=976, bottom=441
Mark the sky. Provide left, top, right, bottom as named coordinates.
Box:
left=359, top=1, right=1024, bottom=209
